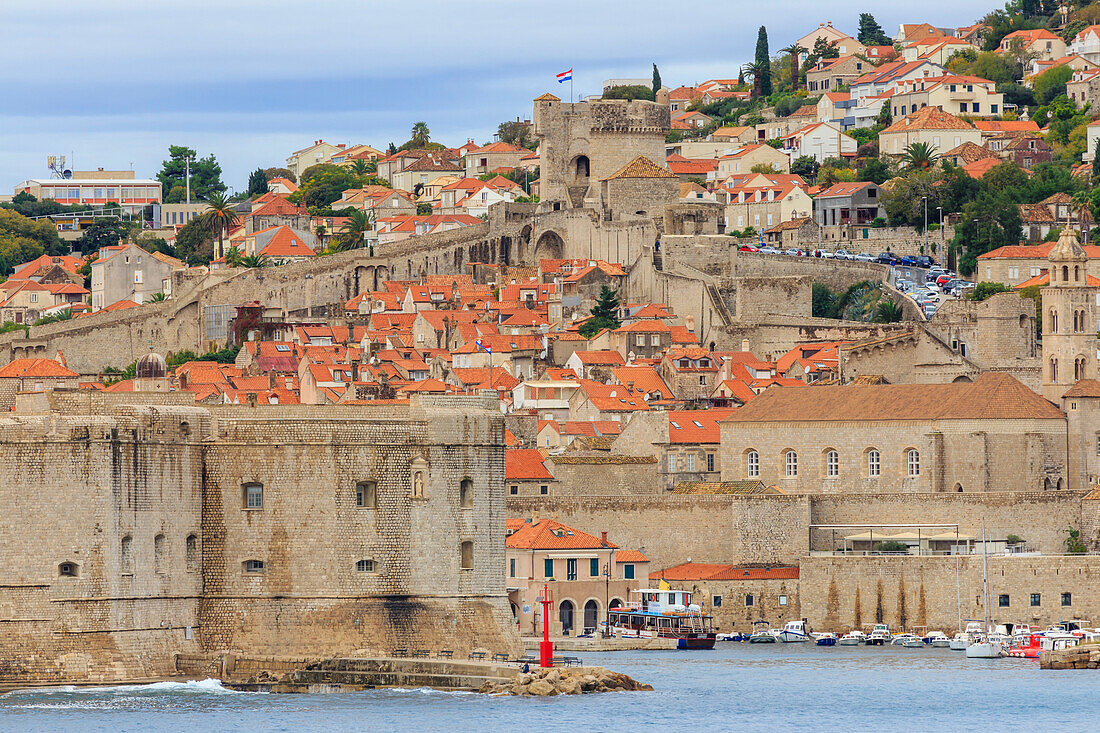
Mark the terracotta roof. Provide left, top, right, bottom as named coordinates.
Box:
left=723, top=372, right=1063, bottom=422
left=534, top=93, right=560, bottom=102
left=973, top=121, right=1041, bottom=133
left=882, top=106, right=974, bottom=133
left=506, top=518, right=617, bottom=550
left=616, top=549, right=649, bottom=563
left=942, top=142, right=998, bottom=164
left=651, top=563, right=799, bottom=581
left=613, top=366, right=673, bottom=397
left=258, top=226, right=316, bottom=258
left=573, top=350, right=625, bottom=365
left=1063, top=380, right=1100, bottom=398
left=601, top=156, right=676, bottom=181
left=0, top=358, right=79, bottom=379
left=668, top=409, right=736, bottom=444
left=506, top=448, right=554, bottom=480
left=764, top=216, right=814, bottom=233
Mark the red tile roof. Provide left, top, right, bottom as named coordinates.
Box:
left=668, top=409, right=736, bottom=444
left=506, top=518, right=617, bottom=550
left=0, top=358, right=79, bottom=379
left=506, top=449, right=554, bottom=480
left=650, top=562, right=799, bottom=581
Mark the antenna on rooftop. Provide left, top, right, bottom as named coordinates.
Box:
left=47, top=155, right=71, bottom=179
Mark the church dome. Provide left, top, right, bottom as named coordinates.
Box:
left=135, top=351, right=167, bottom=379
left=1048, top=227, right=1086, bottom=263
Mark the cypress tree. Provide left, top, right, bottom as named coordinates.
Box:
left=652, top=64, right=662, bottom=100
left=755, top=26, right=772, bottom=98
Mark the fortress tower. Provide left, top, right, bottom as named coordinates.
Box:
left=1041, top=227, right=1098, bottom=403
left=532, top=93, right=671, bottom=212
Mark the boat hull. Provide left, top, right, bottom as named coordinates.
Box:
left=865, top=638, right=885, bottom=646
left=931, top=640, right=951, bottom=648
left=949, top=640, right=968, bottom=650
left=778, top=631, right=810, bottom=643
left=677, top=635, right=717, bottom=650
left=965, top=642, right=1004, bottom=659
left=837, top=638, right=861, bottom=646
left=748, top=634, right=777, bottom=644
left=816, top=637, right=836, bottom=646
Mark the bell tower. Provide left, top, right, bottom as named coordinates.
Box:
left=1041, top=228, right=1097, bottom=402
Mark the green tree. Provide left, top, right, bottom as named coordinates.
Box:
left=173, top=218, right=214, bottom=265
left=754, top=26, right=773, bottom=98
left=262, top=167, right=295, bottom=184
left=1065, top=526, right=1086, bottom=554
left=338, top=209, right=374, bottom=249
left=200, top=191, right=241, bottom=261
left=857, top=13, right=891, bottom=45
left=874, top=299, right=903, bottom=323
left=497, top=120, right=534, bottom=148
left=779, top=45, right=804, bottom=91
left=579, top=286, right=621, bottom=337
left=968, top=52, right=1017, bottom=85
left=966, top=281, right=1010, bottom=301
left=652, top=63, right=662, bottom=98
left=292, top=163, right=382, bottom=210
left=240, top=254, right=271, bottom=268
left=410, top=122, right=431, bottom=148
left=223, top=244, right=243, bottom=267
left=156, top=145, right=226, bottom=202
left=349, top=159, right=372, bottom=177
left=876, top=100, right=892, bottom=126
left=901, top=142, right=938, bottom=172
left=603, top=85, right=654, bottom=101
left=246, top=168, right=269, bottom=197
left=75, top=218, right=131, bottom=255
left=0, top=208, right=70, bottom=275
left=741, top=61, right=770, bottom=99
left=791, top=155, right=819, bottom=181
left=149, top=291, right=167, bottom=302
left=981, top=161, right=1030, bottom=197
left=953, top=190, right=1023, bottom=275
left=856, top=158, right=890, bottom=185
left=812, top=282, right=837, bottom=317
left=1032, top=65, right=1073, bottom=105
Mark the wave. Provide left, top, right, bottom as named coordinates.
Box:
left=2, top=678, right=245, bottom=697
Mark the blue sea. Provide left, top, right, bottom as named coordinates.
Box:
left=2, top=644, right=1097, bottom=732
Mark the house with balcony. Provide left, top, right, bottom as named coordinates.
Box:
left=805, top=55, right=868, bottom=93
left=813, top=182, right=884, bottom=228
left=510, top=378, right=580, bottom=421
left=999, top=28, right=1065, bottom=62
left=889, top=74, right=1004, bottom=118
left=780, top=121, right=857, bottom=164
left=878, top=106, right=980, bottom=157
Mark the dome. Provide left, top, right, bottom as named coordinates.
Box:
left=135, top=351, right=167, bottom=379
left=1048, top=227, right=1086, bottom=263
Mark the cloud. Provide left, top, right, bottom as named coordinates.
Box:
left=2, top=1, right=994, bottom=190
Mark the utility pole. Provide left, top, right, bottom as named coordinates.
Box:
left=184, top=155, right=192, bottom=204
left=937, top=206, right=944, bottom=260
left=923, top=196, right=928, bottom=256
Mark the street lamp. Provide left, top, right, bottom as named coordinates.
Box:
left=937, top=206, right=944, bottom=260
left=602, top=562, right=611, bottom=637
left=922, top=196, right=928, bottom=256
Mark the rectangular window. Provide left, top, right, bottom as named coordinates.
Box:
left=623, top=564, right=635, bottom=580
left=650, top=334, right=660, bottom=346
left=510, top=558, right=516, bottom=578
left=1030, top=593, right=1041, bottom=607
left=712, top=595, right=723, bottom=607
left=244, top=483, right=263, bottom=509
left=539, top=485, right=548, bottom=495
left=1061, top=592, right=1072, bottom=606
left=510, top=485, right=518, bottom=495
left=685, top=454, right=696, bottom=472
left=636, top=334, right=645, bottom=346
left=999, top=594, right=1010, bottom=607
left=745, top=594, right=754, bottom=607
left=245, top=559, right=265, bottom=573
left=668, top=454, right=676, bottom=473
left=566, top=558, right=577, bottom=581
left=590, top=558, right=599, bottom=577
left=544, top=558, right=554, bottom=578
left=779, top=595, right=788, bottom=606
left=707, top=453, right=715, bottom=472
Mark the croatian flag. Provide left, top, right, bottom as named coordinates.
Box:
left=556, top=69, right=573, bottom=83
left=476, top=339, right=492, bottom=354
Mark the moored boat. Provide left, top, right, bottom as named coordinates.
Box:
left=608, top=589, right=716, bottom=650
left=748, top=621, right=777, bottom=643
left=814, top=632, right=837, bottom=646
left=925, top=631, right=951, bottom=647
left=778, top=620, right=812, bottom=643
left=1006, top=633, right=1043, bottom=659
left=866, top=624, right=891, bottom=646
left=838, top=630, right=865, bottom=646
left=949, top=632, right=969, bottom=651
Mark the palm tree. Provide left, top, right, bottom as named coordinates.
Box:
left=1071, top=190, right=1093, bottom=243
left=780, top=44, right=805, bottom=90
left=340, top=209, right=374, bottom=249
left=240, top=254, right=271, bottom=268
left=223, top=244, right=243, bottom=267
left=410, top=121, right=431, bottom=148
left=740, top=61, right=770, bottom=99
left=201, top=191, right=241, bottom=260
left=901, top=142, right=939, bottom=172
left=875, top=299, right=903, bottom=323
left=150, top=292, right=167, bottom=302
left=349, top=159, right=370, bottom=177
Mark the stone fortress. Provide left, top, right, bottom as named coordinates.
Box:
left=0, top=376, right=517, bottom=685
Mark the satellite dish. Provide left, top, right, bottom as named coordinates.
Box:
left=62, top=170, right=73, bottom=179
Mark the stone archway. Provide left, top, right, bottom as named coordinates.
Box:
left=533, top=230, right=565, bottom=263
left=559, top=600, right=575, bottom=636
left=584, top=599, right=599, bottom=633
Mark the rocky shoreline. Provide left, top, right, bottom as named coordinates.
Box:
left=478, top=666, right=653, bottom=696
left=1040, top=644, right=1100, bottom=669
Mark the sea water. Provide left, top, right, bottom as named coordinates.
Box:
left=2, top=644, right=1097, bottom=732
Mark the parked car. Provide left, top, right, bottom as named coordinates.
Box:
left=943, top=278, right=963, bottom=293
left=739, top=244, right=759, bottom=252
left=895, top=279, right=912, bottom=292
left=898, top=255, right=918, bottom=267
left=876, top=252, right=898, bottom=265
left=834, top=249, right=853, bottom=260
left=915, top=255, right=934, bottom=268
left=855, top=253, right=874, bottom=262
left=922, top=302, right=938, bottom=318
left=759, top=246, right=780, bottom=255
left=919, top=289, right=941, bottom=302
left=935, top=274, right=953, bottom=289
left=785, top=248, right=803, bottom=256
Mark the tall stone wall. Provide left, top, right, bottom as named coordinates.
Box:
left=800, top=555, right=1100, bottom=632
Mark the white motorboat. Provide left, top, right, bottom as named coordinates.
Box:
left=890, top=633, right=917, bottom=646
left=926, top=631, right=951, bottom=648
left=965, top=638, right=1004, bottom=658
left=866, top=623, right=891, bottom=646
left=965, top=520, right=1004, bottom=659
left=748, top=621, right=777, bottom=643
left=778, top=620, right=811, bottom=643
left=838, top=630, right=865, bottom=646
left=949, top=632, right=969, bottom=650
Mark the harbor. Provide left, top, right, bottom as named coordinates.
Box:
left=4, top=645, right=1100, bottom=733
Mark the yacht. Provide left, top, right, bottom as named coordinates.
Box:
left=925, top=630, right=951, bottom=648
left=866, top=624, right=891, bottom=646
left=965, top=521, right=1004, bottom=659
left=814, top=632, right=837, bottom=647
left=748, top=621, right=777, bottom=644
left=608, top=589, right=716, bottom=650
left=838, top=630, right=865, bottom=646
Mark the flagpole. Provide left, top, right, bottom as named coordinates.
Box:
left=571, top=74, right=574, bottom=104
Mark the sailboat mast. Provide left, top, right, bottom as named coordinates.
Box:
left=982, top=518, right=989, bottom=633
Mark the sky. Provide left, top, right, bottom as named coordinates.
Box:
left=2, top=0, right=997, bottom=193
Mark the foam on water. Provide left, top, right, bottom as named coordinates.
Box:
left=2, top=678, right=242, bottom=698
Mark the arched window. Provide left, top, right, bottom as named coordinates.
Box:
left=460, top=540, right=474, bottom=570
left=59, top=562, right=78, bottom=577
left=954, top=483, right=963, bottom=493
left=356, top=558, right=376, bottom=572
left=1076, top=356, right=1086, bottom=381
left=1050, top=357, right=1058, bottom=382
left=460, top=477, right=473, bottom=508
left=1063, top=265, right=1069, bottom=281
left=825, top=450, right=839, bottom=478
left=185, top=534, right=198, bottom=572
left=1050, top=309, right=1058, bottom=333
left=154, top=534, right=166, bottom=574
left=867, top=449, right=880, bottom=477
left=784, top=450, right=798, bottom=477
left=1075, top=265, right=1080, bottom=282
left=746, top=450, right=759, bottom=478
left=356, top=480, right=377, bottom=509
left=121, top=535, right=133, bottom=575
left=907, top=450, right=920, bottom=477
